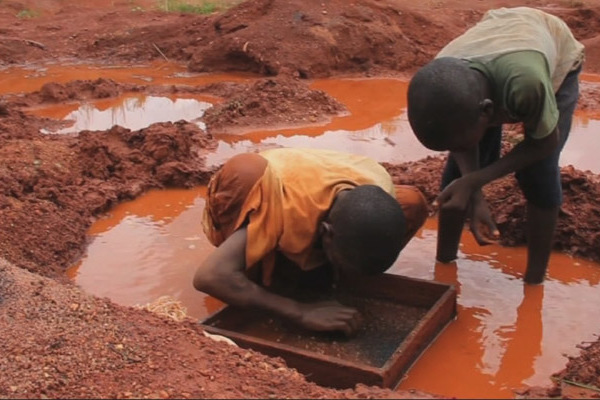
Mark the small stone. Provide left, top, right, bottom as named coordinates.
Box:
left=159, top=390, right=169, bottom=398
left=10, top=386, right=17, bottom=392
left=70, top=303, right=79, bottom=311
left=115, top=344, right=124, bottom=350
left=322, top=10, right=328, bottom=14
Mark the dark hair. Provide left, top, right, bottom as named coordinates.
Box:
left=407, top=57, right=482, bottom=150
left=328, top=185, right=406, bottom=275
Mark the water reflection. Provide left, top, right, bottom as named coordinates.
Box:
left=395, top=218, right=600, bottom=398
left=68, top=188, right=600, bottom=399
left=37, top=95, right=212, bottom=133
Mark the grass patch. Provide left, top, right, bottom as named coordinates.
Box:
left=159, top=0, right=218, bottom=14
left=16, top=9, right=40, bottom=19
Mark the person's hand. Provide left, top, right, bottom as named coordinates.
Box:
left=468, top=194, right=500, bottom=246
left=435, top=176, right=477, bottom=213
left=297, top=301, right=362, bottom=336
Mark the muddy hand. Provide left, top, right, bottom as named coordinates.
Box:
left=297, top=301, right=362, bottom=336
left=468, top=194, right=500, bottom=246
left=436, top=177, right=475, bottom=213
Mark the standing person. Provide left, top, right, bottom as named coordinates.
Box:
left=194, top=147, right=428, bottom=335
left=407, top=7, right=584, bottom=284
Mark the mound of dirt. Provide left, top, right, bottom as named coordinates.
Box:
left=0, top=114, right=217, bottom=277
left=4, top=0, right=600, bottom=77
left=384, top=157, right=600, bottom=263
left=186, top=0, right=472, bottom=77
left=34, top=78, right=134, bottom=103
left=0, top=258, right=440, bottom=399
left=551, top=338, right=600, bottom=397
left=202, top=77, right=346, bottom=133
left=578, top=81, right=600, bottom=116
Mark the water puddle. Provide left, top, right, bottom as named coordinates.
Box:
left=5, top=63, right=600, bottom=397
left=68, top=188, right=600, bottom=399
left=205, top=78, right=438, bottom=166
left=66, top=187, right=225, bottom=318
left=3, top=64, right=600, bottom=171
left=33, top=94, right=212, bottom=133
left=0, top=62, right=252, bottom=95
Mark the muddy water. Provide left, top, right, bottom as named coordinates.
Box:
left=0, top=62, right=251, bottom=95
left=4, top=64, right=600, bottom=170
left=66, top=187, right=225, bottom=318
left=33, top=94, right=213, bottom=133
left=68, top=188, right=600, bottom=398
left=5, top=64, right=600, bottom=396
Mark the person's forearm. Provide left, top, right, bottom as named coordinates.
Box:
left=202, top=271, right=303, bottom=321
left=436, top=148, right=479, bottom=262
left=468, top=129, right=559, bottom=189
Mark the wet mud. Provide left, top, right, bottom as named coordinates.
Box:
left=0, top=103, right=216, bottom=276
left=202, top=77, right=347, bottom=133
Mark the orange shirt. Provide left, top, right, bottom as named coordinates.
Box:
left=203, top=148, right=426, bottom=286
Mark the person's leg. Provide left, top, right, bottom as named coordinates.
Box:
left=516, top=68, right=580, bottom=284
left=441, top=125, right=502, bottom=189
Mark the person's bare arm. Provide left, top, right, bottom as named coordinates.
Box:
left=193, top=227, right=361, bottom=335
left=436, top=146, right=479, bottom=262
left=436, top=129, right=559, bottom=261
left=463, top=128, right=559, bottom=191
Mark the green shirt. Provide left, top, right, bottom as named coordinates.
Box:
left=469, top=50, right=559, bottom=139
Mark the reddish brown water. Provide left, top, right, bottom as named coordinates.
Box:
left=68, top=188, right=600, bottom=398
left=5, top=63, right=600, bottom=397
left=7, top=64, right=600, bottom=170
left=0, top=62, right=251, bottom=95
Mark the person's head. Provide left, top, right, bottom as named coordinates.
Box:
left=407, top=57, right=494, bottom=152
left=320, top=185, right=406, bottom=282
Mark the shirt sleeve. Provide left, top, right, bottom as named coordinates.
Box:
left=503, top=52, right=559, bottom=139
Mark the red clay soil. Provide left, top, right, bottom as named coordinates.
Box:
left=551, top=338, right=600, bottom=398
left=0, top=258, right=439, bottom=399
left=202, top=77, right=347, bottom=133
left=384, top=156, right=600, bottom=263
left=3, top=0, right=600, bottom=77
left=0, top=101, right=216, bottom=277
left=578, top=81, right=600, bottom=117
left=2, top=0, right=600, bottom=398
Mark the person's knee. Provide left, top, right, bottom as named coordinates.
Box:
left=516, top=166, right=562, bottom=208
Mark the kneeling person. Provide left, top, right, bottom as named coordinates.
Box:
left=194, top=148, right=427, bottom=335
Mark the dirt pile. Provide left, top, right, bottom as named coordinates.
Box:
left=0, top=258, right=441, bottom=399
left=4, top=0, right=600, bottom=77
left=551, top=338, right=600, bottom=398
left=0, top=105, right=216, bottom=276
left=384, top=157, right=600, bottom=263
left=578, top=81, right=600, bottom=117
left=186, top=0, right=468, bottom=77
left=202, top=77, right=346, bottom=133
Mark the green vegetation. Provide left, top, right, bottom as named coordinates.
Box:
left=16, top=9, right=40, bottom=19
left=159, top=0, right=217, bottom=14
